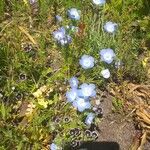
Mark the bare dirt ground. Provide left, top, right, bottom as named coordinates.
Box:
left=98, top=94, right=150, bottom=150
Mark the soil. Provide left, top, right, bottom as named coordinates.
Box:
left=97, top=94, right=150, bottom=150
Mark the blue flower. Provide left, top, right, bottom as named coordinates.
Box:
left=101, top=69, right=110, bottom=79
left=104, top=21, right=118, bottom=33
left=29, top=0, right=37, bottom=4
left=55, top=15, right=63, bottom=22
left=70, top=26, right=79, bottom=33
left=53, top=27, right=72, bottom=45
left=92, top=0, right=106, bottom=5
left=68, top=8, right=80, bottom=20
left=66, top=89, right=78, bottom=103
left=50, top=143, right=58, bottom=150
left=79, top=55, right=95, bottom=69
left=85, top=113, right=95, bottom=125
left=78, top=83, right=96, bottom=98
left=69, top=77, right=79, bottom=88
left=72, top=97, right=91, bottom=112
left=53, top=27, right=66, bottom=41
left=59, top=35, right=72, bottom=46
left=99, top=48, right=116, bottom=64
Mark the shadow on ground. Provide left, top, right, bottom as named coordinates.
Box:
left=78, top=141, right=120, bottom=150
left=65, top=141, right=120, bottom=150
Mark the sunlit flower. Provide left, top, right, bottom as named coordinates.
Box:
left=92, top=0, right=106, bottom=5
left=53, top=27, right=72, bottom=45
left=70, top=26, right=79, bottom=32
left=99, top=48, right=116, bottom=64
left=50, top=143, right=58, bottom=150
left=101, top=69, right=110, bottom=79
left=53, top=27, right=66, bottom=41
left=79, top=55, right=95, bottom=69
left=37, top=98, right=48, bottom=108
left=55, top=15, right=63, bottom=22
left=78, top=83, right=96, bottom=98
left=59, top=35, right=72, bottom=45
left=104, top=21, right=118, bottom=33
left=68, top=8, right=80, bottom=20
left=85, top=113, right=95, bottom=125
left=69, top=77, right=79, bottom=88
left=72, top=97, right=91, bottom=112
left=66, top=89, right=78, bottom=102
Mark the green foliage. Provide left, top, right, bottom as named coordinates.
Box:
left=0, top=0, right=149, bottom=149
left=112, top=98, right=124, bottom=112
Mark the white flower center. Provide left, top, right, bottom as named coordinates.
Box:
left=83, top=59, right=91, bottom=67
left=82, top=87, right=92, bottom=97
left=79, top=99, right=86, bottom=107
left=104, top=53, right=112, bottom=61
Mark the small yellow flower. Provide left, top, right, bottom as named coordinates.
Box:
left=33, top=89, right=42, bottom=98
left=37, top=98, right=48, bottom=108
left=142, top=57, right=149, bottom=68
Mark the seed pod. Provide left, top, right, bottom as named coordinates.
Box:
left=69, top=129, right=76, bottom=136
left=15, top=93, right=23, bottom=100
left=64, top=116, right=71, bottom=123
left=74, top=128, right=81, bottom=137
left=70, top=140, right=80, bottom=148
left=85, top=129, right=92, bottom=138
left=19, top=73, right=27, bottom=81
left=53, top=116, right=61, bottom=124
left=91, top=131, right=99, bottom=140
left=96, top=107, right=103, bottom=118
left=22, top=43, right=33, bottom=52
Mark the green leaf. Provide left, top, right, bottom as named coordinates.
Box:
left=1, top=102, right=6, bottom=120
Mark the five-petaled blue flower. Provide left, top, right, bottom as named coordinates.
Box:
left=78, top=83, right=96, bottom=98
left=79, top=55, right=95, bottom=69
left=50, top=143, right=58, bottom=150
left=92, top=0, right=106, bottom=5
left=85, top=113, right=95, bottom=125
left=101, top=69, right=110, bottom=79
left=69, top=77, right=79, bottom=88
left=99, top=48, right=116, bottom=64
left=104, top=21, right=118, bottom=33
left=55, top=15, right=63, bottom=22
left=72, top=97, right=91, bottom=112
left=53, top=27, right=72, bottom=45
left=59, top=35, right=72, bottom=46
left=53, top=27, right=66, bottom=41
left=66, top=89, right=78, bottom=103
left=68, top=8, right=80, bottom=20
